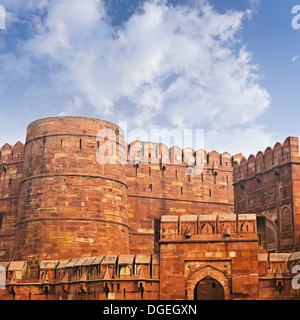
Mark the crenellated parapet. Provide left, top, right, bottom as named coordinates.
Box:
left=0, top=141, right=25, bottom=200
left=0, top=142, right=25, bottom=165
left=233, top=137, right=300, bottom=183
left=0, top=254, right=160, bottom=300
left=0, top=141, right=24, bottom=195
left=127, top=140, right=238, bottom=170
left=160, top=213, right=257, bottom=241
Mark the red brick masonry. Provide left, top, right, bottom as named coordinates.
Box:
left=0, top=117, right=299, bottom=300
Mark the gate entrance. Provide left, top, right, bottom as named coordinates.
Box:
left=194, top=276, right=225, bottom=300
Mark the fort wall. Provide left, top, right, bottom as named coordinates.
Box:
left=0, top=223, right=298, bottom=300
left=233, top=137, right=300, bottom=252
left=1, top=117, right=300, bottom=300
left=125, top=141, right=238, bottom=254
left=0, top=117, right=240, bottom=259
left=0, top=142, right=24, bottom=261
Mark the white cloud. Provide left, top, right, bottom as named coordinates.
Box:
left=0, top=0, right=48, bottom=29
left=23, top=0, right=270, bottom=130
left=0, top=112, right=27, bottom=147
left=0, top=53, right=32, bottom=93
left=0, top=0, right=272, bottom=155
left=248, top=0, right=260, bottom=11
left=205, top=125, right=275, bottom=157
left=0, top=0, right=48, bottom=14
left=292, top=55, right=299, bottom=64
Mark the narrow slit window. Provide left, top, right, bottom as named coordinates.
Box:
left=0, top=212, right=5, bottom=229
left=135, top=164, right=139, bottom=177
left=162, top=165, right=166, bottom=177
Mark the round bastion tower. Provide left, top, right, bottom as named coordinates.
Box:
left=13, top=117, right=129, bottom=261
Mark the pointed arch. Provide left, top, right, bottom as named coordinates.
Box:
left=281, top=206, right=293, bottom=233
left=194, top=276, right=225, bottom=300
left=266, top=219, right=278, bottom=251
left=200, top=223, right=215, bottom=234
left=186, top=265, right=231, bottom=300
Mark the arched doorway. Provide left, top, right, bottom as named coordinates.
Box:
left=186, top=265, right=231, bottom=300
left=194, top=276, right=225, bottom=300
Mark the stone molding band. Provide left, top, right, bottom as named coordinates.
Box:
left=15, top=216, right=129, bottom=229
left=25, top=133, right=123, bottom=147
left=127, top=194, right=233, bottom=206
left=19, top=173, right=128, bottom=188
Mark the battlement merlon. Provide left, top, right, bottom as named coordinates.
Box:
left=233, top=137, right=300, bottom=183
left=0, top=142, right=25, bottom=165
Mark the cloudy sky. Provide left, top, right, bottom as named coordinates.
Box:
left=0, top=0, right=299, bottom=156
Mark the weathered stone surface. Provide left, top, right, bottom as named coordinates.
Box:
left=0, top=117, right=299, bottom=300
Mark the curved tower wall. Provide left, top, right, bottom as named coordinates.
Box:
left=13, top=117, right=129, bottom=261
left=0, top=142, right=24, bottom=261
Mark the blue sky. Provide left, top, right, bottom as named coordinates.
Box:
left=0, top=0, right=299, bottom=157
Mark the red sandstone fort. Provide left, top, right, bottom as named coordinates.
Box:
left=0, top=116, right=299, bottom=300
